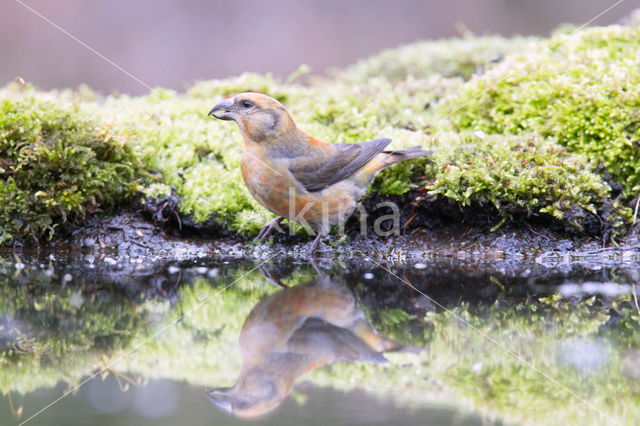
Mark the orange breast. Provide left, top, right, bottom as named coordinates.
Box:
left=240, top=154, right=360, bottom=231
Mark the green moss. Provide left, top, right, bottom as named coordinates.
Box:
left=2, top=26, right=639, bottom=240
left=444, top=26, right=640, bottom=196
left=0, top=96, right=138, bottom=243
left=425, top=132, right=613, bottom=226
left=337, top=35, right=539, bottom=82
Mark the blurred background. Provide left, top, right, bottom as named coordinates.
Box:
left=1, top=0, right=636, bottom=95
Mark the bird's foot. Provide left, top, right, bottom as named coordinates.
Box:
left=258, top=265, right=289, bottom=288
left=304, top=233, right=331, bottom=258
left=255, top=217, right=285, bottom=242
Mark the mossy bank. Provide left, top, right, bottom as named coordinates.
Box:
left=1, top=25, right=639, bottom=246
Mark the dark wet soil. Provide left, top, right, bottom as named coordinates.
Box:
left=1, top=209, right=637, bottom=312
left=2, top=182, right=639, bottom=276
left=4, top=185, right=640, bottom=266
left=12, top=207, right=635, bottom=270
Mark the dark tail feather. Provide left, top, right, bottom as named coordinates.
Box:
left=352, top=146, right=432, bottom=186
left=382, top=146, right=432, bottom=163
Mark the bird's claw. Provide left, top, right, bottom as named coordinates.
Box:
left=255, top=217, right=285, bottom=242
left=305, top=233, right=330, bottom=258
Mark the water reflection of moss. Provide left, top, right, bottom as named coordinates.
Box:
left=115, top=274, right=276, bottom=386
left=0, top=269, right=149, bottom=393
left=0, top=266, right=317, bottom=395
left=312, top=295, right=640, bottom=425
left=0, top=267, right=277, bottom=395
left=364, top=308, right=432, bottom=348
left=2, top=267, right=638, bottom=425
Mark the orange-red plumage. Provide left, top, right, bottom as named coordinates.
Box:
left=209, top=92, right=431, bottom=253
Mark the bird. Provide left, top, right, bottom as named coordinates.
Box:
left=206, top=268, right=410, bottom=418
left=208, top=92, right=432, bottom=254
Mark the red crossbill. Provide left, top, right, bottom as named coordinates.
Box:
left=209, top=93, right=431, bottom=254
left=207, top=270, right=407, bottom=418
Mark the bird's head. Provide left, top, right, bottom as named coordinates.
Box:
left=206, top=369, right=287, bottom=418
left=208, top=92, right=296, bottom=143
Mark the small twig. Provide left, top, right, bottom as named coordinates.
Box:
left=525, top=222, right=544, bottom=238
left=632, top=284, right=639, bottom=314
left=402, top=213, right=418, bottom=229
left=129, top=240, right=152, bottom=249
left=112, top=370, right=128, bottom=392
left=633, top=197, right=640, bottom=225
left=460, top=241, right=478, bottom=251
left=8, top=392, right=23, bottom=418
left=100, top=364, right=142, bottom=391
left=459, top=232, right=483, bottom=250
left=174, top=210, right=182, bottom=230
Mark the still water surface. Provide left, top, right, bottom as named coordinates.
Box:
left=0, top=253, right=638, bottom=425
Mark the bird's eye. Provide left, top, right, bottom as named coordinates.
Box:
left=241, top=100, right=253, bottom=109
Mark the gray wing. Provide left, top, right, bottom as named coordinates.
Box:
left=288, top=138, right=391, bottom=192
left=287, top=318, right=388, bottom=364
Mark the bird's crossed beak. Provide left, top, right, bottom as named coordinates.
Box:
left=206, top=388, right=233, bottom=413
left=208, top=98, right=237, bottom=121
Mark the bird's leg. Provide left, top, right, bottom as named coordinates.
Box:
left=255, top=217, right=285, bottom=242
left=258, top=265, right=289, bottom=288
left=308, top=257, right=323, bottom=275
left=305, top=231, right=326, bottom=257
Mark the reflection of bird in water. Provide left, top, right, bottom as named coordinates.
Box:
left=207, top=266, right=416, bottom=418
